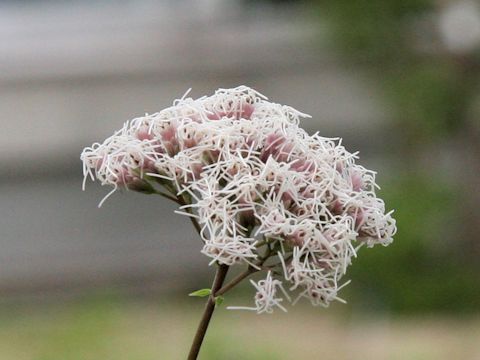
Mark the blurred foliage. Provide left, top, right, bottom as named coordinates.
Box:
left=315, top=0, right=480, bottom=140
left=349, top=174, right=480, bottom=313
left=318, top=0, right=432, bottom=61
left=384, top=62, right=470, bottom=140
left=0, top=293, right=281, bottom=360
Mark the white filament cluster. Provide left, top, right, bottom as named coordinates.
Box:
left=228, top=271, right=290, bottom=314
left=81, top=86, right=396, bottom=312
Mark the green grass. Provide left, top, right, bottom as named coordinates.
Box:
left=0, top=293, right=478, bottom=360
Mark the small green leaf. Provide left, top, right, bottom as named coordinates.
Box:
left=215, top=296, right=224, bottom=306
left=189, top=288, right=211, bottom=297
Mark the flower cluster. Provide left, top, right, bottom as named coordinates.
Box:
left=228, top=272, right=290, bottom=314
left=81, top=86, right=396, bottom=312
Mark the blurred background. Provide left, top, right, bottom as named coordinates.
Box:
left=0, top=0, right=479, bottom=359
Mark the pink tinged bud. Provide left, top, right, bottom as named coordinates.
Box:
left=276, top=142, right=294, bottom=162
left=96, top=157, right=104, bottom=171
left=330, top=199, right=344, bottom=215
left=301, top=186, right=316, bottom=199
left=265, top=133, right=282, bottom=147
left=294, top=207, right=308, bottom=217
left=175, top=163, right=204, bottom=183
left=273, top=212, right=285, bottom=223
left=351, top=172, right=364, bottom=192
left=164, top=142, right=178, bottom=156
left=350, top=208, right=365, bottom=229
left=261, top=133, right=295, bottom=163
left=208, top=109, right=233, bottom=120
left=203, top=149, right=220, bottom=164
left=153, top=141, right=165, bottom=154
left=141, top=157, right=156, bottom=172
left=183, top=138, right=197, bottom=148
left=260, top=133, right=285, bottom=162
left=174, top=167, right=183, bottom=180
left=290, top=159, right=314, bottom=173
left=281, top=190, right=295, bottom=208
left=312, top=258, right=333, bottom=270
left=239, top=208, right=256, bottom=227
left=136, top=129, right=154, bottom=141
left=114, top=167, right=154, bottom=193
left=160, top=125, right=179, bottom=156
left=191, top=163, right=204, bottom=180
left=188, top=114, right=201, bottom=123
left=178, top=127, right=198, bottom=149
left=161, top=125, right=177, bottom=142
left=207, top=102, right=255, bottom=121
left=227, top=163, right=240, bottom=176
left=114, top=167, right=132, bottom=187
left=336, top=162, right=344, bottom=173
left=286, top=229, right=307, bottom=247
left=240, top=103, right=254, bottom=119
left=207, top=112, right=222, bottom=120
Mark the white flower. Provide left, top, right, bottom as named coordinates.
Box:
left=228, top=271, right=290, bottom=314
left=81, top=85, right=396, bottom=312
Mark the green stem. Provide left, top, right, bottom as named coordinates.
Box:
left=215, top=246, right=274, bottom=297
left=152, top=190, right=180, bottom=203
left=187, top=264, right=229, bottom=360
left=215, top=266, right=257, bottom=297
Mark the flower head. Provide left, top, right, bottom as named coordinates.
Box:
left=228, top=271, right=290, bottom=314
left=81, top=86, right=396, bottom=312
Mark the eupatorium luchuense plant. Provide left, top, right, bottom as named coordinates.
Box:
left=81, top=86, right=396, bottom=359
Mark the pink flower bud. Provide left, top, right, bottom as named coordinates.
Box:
left=240, top=103, right=254, bottom=119
left=351, top=172, right=364, bottom=192
left=330, top=199, right=344, bottom=215
left=191, top=162, right=204, bottom=180
left=207, top=101, right=255, bottom=121
left=161, top=125, right=177, bottom=142
left=160, top=125, right=180, bottom=156
left=286, top=229, right=307, bottom=247
left=136, top=128, right=154, bottom=141
left=260, top=133, right=285, bottom=162
left=281, top=190, right=295, bottom=208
